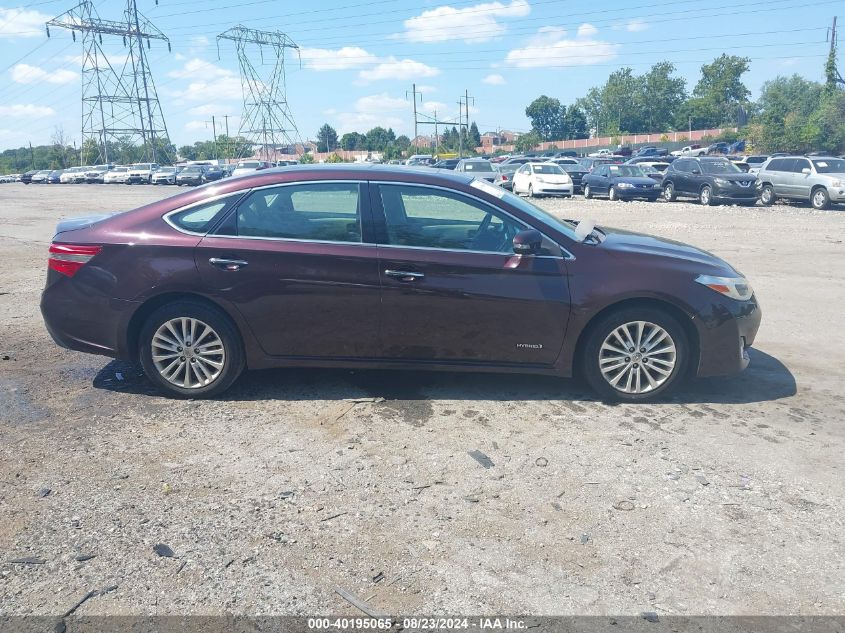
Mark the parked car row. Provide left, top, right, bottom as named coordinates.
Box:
left=490, top=154, right=845, bottom=209
left=7, top=159, right=284, bottom=187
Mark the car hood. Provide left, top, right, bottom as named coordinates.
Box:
left=598, top=226, right=737, bottom=274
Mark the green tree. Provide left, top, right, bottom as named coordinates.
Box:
left=316, top=123, right=338, bottom=153
left=525, top=95, right=566, bottom=141
left=365, top=126, right=395, bottom=151
left=564, top=105, right=588, bottom=139
left=514, top=131, right=540, bottom=152
left=468, top=121, right=481, bottom=148
left=340, top=132, right=366, bottom=151
left=691, top=54, right=751, bottom=126
left=755, top=75, right=823, bottom=151
left=641, top=62, right=687, bottom=132
left=395, top=135, right=411, bottom=152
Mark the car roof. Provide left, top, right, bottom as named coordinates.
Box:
left=223, top=163, right=476, bottom=187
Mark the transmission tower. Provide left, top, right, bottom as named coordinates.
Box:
left=217, top=25, right=301, bottom=160
left=46, top=0, right=173, bottom=164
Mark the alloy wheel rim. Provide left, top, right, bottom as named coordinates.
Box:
left=813, top=191, right=826, bottom=207
left=599, top=321, right=677, bottom=394
left=762, top=188, right=772, bottom=203
left=664, top=185, right=672, bottom=200
left=609, top=187, right=616, bottom=200
left=584, top=185, right=590, bottom=197
left=151, top=317, right=225, bottom=389
left=701, top=188, right=710, bottom=204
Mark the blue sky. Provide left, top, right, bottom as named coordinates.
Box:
left=0, top=0, right=838, bottom=149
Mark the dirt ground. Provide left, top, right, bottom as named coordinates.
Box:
left=0, top=183, right=843, bottom=617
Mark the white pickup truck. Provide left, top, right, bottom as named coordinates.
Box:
left=671, top=145, right=707, bottom=157
left=587, top=149, right=616, bottom=158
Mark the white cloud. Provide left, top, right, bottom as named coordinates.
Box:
left=420, top=100, right=449, bottom=114
left=577, top=23, right=598, bottom=38
left=335, top=93, right=408, bottom=134
left=482, top=73, right=505, bottom=85
left=187, top=104, right=227, bottom=116
left=165, top=58, right=242, bottom=103
left=0, top=8, right=50, bottom=38
left=0, top=104, right=56, bottom=117
left=415, top=84, right=437, bottom=93
left=10, top=63, right=77, bottom=85
left=625, top=19, right=649, bottom=32
left=185, top=120, right=210, bottom=131
left=358, top=58, right=439, bottom=83
left=504, top=25, right=619, bottom=68
left=190, top=35, right=209, bottom=47
left=300, top=46, right=378, bottom=71
left=400, top=0, right=530, bottom=43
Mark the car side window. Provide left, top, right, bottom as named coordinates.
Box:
left=378, top=184, right=526, bottom=253
left=235, top=182, right=362, bottom=243
left=167, top=196, right=238, bottom=234
left=673, top=159, right=687, bottom=173
left=791, top=159, right=811, bottom=173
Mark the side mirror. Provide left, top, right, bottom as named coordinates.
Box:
left=513, top=229, right=542, bottom=256
left=691, top=168, right=701, bottom=175
left=802, top=167, right=811, bottom=174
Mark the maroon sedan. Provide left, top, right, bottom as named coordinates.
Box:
left=41, top=165, right=761, bottom=402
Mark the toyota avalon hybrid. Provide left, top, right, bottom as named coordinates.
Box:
left=41, top=165, right=761, bottom=402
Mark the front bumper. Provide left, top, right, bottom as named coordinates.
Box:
left=535, top=183, right=573, bottom=196
left=695, top=293, right=762, bottom=377
left=617, top=185, right=662, bottom=199
left=828, top=187, right=845, bottom=203
left=126, top=175, right=149, bottom=183
left=713, top=183, right=758, bottom=202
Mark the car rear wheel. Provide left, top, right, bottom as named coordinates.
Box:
left=699, top=185, right=713, bottom=206
left=139, top=301, right=244, bottom=398
left=583, top=184, right=592, bottom=199
left=760, top=184, right=775, bottom=206
left=581, top=307, right=689, bottom=402
left=663, top=182, right=676, bottom=202
left=811, top=187, right=830, bottom=210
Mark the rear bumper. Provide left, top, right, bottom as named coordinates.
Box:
left=695, top=294, right=762, bottom=377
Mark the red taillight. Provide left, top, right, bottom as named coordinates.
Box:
left=48, top=243, right=102, bottom=277
left=501, top=175, right=508, bottom=180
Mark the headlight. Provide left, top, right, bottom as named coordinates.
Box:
left=617, top=182, right=633, bottom=189
left=652, top=182, right=661, bottom=187
left=714, top=177, right=729, bottom=186
left=535, top=177, right=545, bottom=183
left=695, top=275, right=753, bottom=301
left=830, top=179, right=844, bottom=187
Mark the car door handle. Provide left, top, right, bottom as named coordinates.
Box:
left=384, top=269, right=424, bottom=282
left=209, top=257, right=249, bottom=271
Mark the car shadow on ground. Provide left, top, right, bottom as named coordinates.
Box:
left=93, top=348, right=795, bottom=406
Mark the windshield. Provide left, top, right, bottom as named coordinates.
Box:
left=113, top=167, right=128, bottom=172
left=183, top=166, right=202, bottom=173
left=608, top=165, right=646, bottom=177
left=812, top=159, right=845, bottom=173
left=463, top=161, right=493, bottom=172
left=158, top=167, right=175, bottom=173
left=700, top=160, right=742, bottom=174
left=559, top=164, right=585, bottom=173
left=532, top=164, right=564, bottom=175
left=236, top=161, right=260, bottom=168
left=499, top=189, right=578, bottom=240
left=130, top=164, right=152, bottom=170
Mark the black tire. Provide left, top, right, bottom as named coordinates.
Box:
left=699, top=185, right=713, bottom=206
left=609, top=186, right=618, bottom=201
left=811, top=187, right=830, bottom=210
left=583, top=184, right=592, bottom=199
left=580, top=306, right=689, bottom=403
left=139, top=300, right=244, bottom=398
left=528, top=183, right=535, bottom=198
left=663, top=182, right=676, bottom=202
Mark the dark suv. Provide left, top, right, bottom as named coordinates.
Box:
left=662, top=157, right=758, bottom=206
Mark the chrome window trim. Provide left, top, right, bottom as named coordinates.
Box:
left=162, top=192, right=246, bottom=237
left=370, top=180, right=575, bottom=260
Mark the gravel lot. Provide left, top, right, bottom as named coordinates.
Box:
left=1, top=183, right=843, bottom=617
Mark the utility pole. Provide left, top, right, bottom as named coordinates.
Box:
left=458, top=89, right=474, bottom=155
left=406, top=83, right=421, bottom=144
left=223, top=114, right=231, bottom=159
left=29, top=142, right=34, bottom=169
left=211, top=115, right=218, bottom=160
left=829, top=16, right=845, bottom=86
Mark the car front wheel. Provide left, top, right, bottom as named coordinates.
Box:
left=581, top=307, right=689, bottom=402
left=811, top=187, right=830, bottom=210
left=663, top=182, right=676, bottom=201
left=583, top=184, right=592, bottom=199
left=699, top=185, right=713, bottom=206
left=139, top=301, right=244, bottom=398
left=760, top=184, right=775, bottom=206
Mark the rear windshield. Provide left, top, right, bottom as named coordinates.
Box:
left=463, top=162, right=493, bottom=172
left=700, top=160, right=741, bottom=174
left=812, top=159, right=845, bottom=173
left=532, top=164, right=563, bottom=174
left=237, top=161, right=260, bottom=168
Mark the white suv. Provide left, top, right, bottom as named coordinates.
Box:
left=757, top=156, right=845, bottom=210
left=126, top=163, right=160, bottom=184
